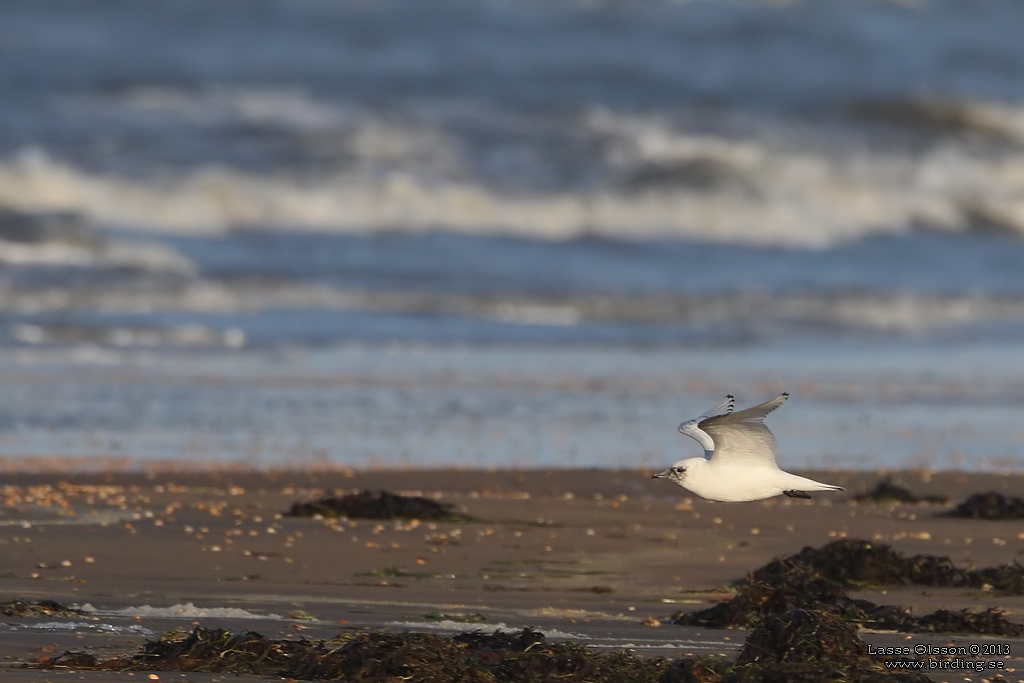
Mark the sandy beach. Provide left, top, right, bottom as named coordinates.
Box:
left=2, top=467, right=1022, bottom=681
left=5, top=1, right=1024, bottom=680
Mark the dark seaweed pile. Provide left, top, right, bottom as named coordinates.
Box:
left=0, top=599, right=86, bottom=618
left=37, top=626, right=666, bottom=682
left=940, top=491, right=1024, bottom=520
left=777, top=538, right=1023, bottom=593
left=672, top=559, right=1022, bottom=636
left=35, top=623, right=928, bottom=683
left=851, top=479, right=948, bottom=505
left=729, top=608, right=938, bottom=683
left=736, top=609, right=865, bottom=666
left=671, top=539, right=1024, bottom=636
left=286, top=489, right=474, bottom=522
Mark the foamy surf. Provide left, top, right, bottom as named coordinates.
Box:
left=4, top=125, right=1024, bottom=246
left=0, top=621, right=155, bottom=636
left=93, top=603, right=283, bottom=620
left=1, top=0, right=1023, bottom=357
left=0, top=509, right=136, bottom=526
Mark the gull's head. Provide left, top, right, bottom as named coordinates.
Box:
left=651, top=459, right=695, bottom=486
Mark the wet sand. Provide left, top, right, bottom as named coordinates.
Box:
left=2, top=468, right=1023, bottom=681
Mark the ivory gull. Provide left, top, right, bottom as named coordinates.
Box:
left=651, top=393, right=843, bottom=502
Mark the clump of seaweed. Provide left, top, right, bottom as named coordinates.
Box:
left=912, top=607, right=1023, bottom=635
left=672, top=560, right=873, bottom=629
left=658, top=658, right=729, bottom=683
left=851, top=478, right=948, bottom=505
left=286, top=489, right=474, bottom=522
left=940, top=491, right=1024, bottom=520
left=670, top=539, right=1024, bottom=636
left=672, top=560, right=1023, bottom=636
left=774, top=538, right=1023, bottom=594
left=34, top=626, right=664, bottom=681
left=1, top=599, right=86, bottom=618
left=732, top=609, right=930, bottom=683
left=736, top=609, right=864, bottom=665
left=33, top=624, right=927, bottom=682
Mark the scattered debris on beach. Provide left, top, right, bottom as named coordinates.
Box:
left=0, top=599, right=86, bottom=618
left=33, top=623, right=928, bottom=682
left=670, top=539, right=1024, bottom=636
left=285, top=489, right=474, bottom=522
left=287, top=610, right=317, bottom=621
left=851, top=478, right=948, bottom=505
left=940, top=491, right=1024, bottom=520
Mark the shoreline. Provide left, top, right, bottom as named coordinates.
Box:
left=2, top=468, right=1023, bottom=681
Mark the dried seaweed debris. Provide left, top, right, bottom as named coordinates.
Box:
left=36, top=626, right=665, bottom=682
left=940, top=491, right=1024, bottom=520
left=851, top=478, right=948, bottom=505
left=286, top=489, right=474, bottom=522
left=776, top=538, right=1023, bottom=594
left=1, top=599, right=87, bottom=618
left=670, top=539, right=1024, bottom=636
left=34, top=623, right=928, bottom=683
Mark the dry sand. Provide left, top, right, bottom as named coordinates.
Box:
left=1, top=468, right=1023, bottom=681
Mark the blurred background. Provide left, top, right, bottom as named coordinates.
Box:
left=1, top=0, right=1023, bottom=472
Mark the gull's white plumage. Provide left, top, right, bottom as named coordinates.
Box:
left=652, top=393, right=844, bottom=502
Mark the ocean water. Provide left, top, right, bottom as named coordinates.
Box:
left=1, top=0, right=1023, bottom=471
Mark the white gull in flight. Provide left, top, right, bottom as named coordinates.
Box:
left=651, top=393, right=844, bottom=502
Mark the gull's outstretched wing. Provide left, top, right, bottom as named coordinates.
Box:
left=677, top=395, right=735, bottom=459
left=702, top=395, right=735, bottom=419
left=700, top=393, right=788, bottom=468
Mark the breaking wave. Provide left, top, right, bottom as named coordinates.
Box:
left=5, top=100, right=1024, bottom=248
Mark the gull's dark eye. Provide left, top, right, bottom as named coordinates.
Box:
left=673, top=467, right=685, bottom=474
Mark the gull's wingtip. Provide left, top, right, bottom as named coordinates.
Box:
left=699, top=394, right=735, bottom=420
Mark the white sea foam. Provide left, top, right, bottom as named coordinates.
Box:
left=100, top=602, right=282, bottom=620
left=0, top=509, right=134, bottom=526
left=0, top=237, right=195, bottom=274
left=5, top=284, right=1021, bottom=335
left=112, top=86, right=350, bottom=131
left=0, top=620, right=155, bottom=635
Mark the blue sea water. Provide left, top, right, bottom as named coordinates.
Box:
left=0, top=0, right=1023, bottom=471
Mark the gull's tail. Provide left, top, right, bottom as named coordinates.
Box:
left=777, top=471, right=844, bottom=494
